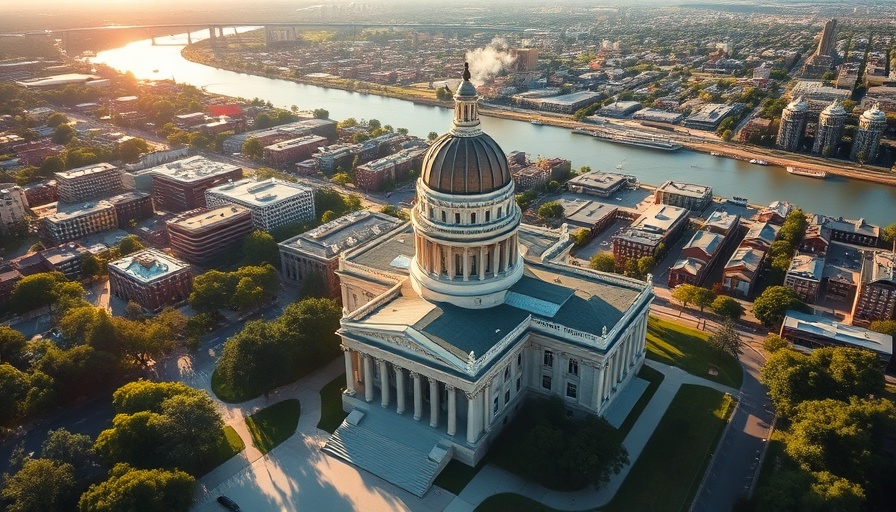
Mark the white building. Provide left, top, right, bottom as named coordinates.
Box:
left=323, top=64, right=654, bottom=497
left=205, top=178, right=315, bottom=231
left=0, top=185, right=29, bottom=235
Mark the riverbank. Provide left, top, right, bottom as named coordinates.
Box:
left=180, top=40, right=896, bottom=189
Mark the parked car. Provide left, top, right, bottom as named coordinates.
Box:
left=217, top=496, right=241, bottom=511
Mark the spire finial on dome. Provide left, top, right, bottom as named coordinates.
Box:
left=463, top=62, right=471, bottom=81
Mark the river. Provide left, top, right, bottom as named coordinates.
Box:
left=93, top=30, right=896, bottom=226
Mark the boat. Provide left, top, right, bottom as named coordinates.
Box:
left=749, top=159, right=768, bottom=166
left=727, top=196, right=749, bottom=207
left=571, top=127, right=682, bottom=151
left=786, top=166, right=827, bottom=179
left=616, top=164, right=624, bottom=170
left=710, top=151, right=722, bottom=156
left=530, top=119, right=544, bottom=125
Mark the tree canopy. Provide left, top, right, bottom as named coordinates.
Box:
left=589, top=253, right=616, bottom=273
left=1, top=458, right=77, bottom=512
left=711, top=296, right=745, bottom=320
left=241, top=230, right=279, bottom=266
left=10, top=272, right=86, bottom=314
left=78, top=463, right=195, bottom=512
left=537, top=200, right=564, bottom=221
left=707, top=320, right=742, bottom=358
left=189, top=265, right=278, bottom=313
left=752, top=285, right=808, bottom=327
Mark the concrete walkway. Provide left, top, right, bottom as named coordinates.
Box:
left=443, top=361, right=737, bottom=512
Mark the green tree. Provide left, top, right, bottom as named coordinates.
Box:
left=116, top=235, right=145, bottom=256
left=242, top=137, right=263, bottom=159
left=869, top=319, right=896, bottom=338
left=636, top=256, right=656, bottom=279
left=188, top=270, right=237, bottom=313
left=10, top=271, right=83, bottom=314
left=51, top=124, right=76, bottom=144
left=881, top=223, right=896, bottom=251
left=1, top=458, right=77, bottom=512
left=45, top=112, right=69, bottom=128
left=0, top=326, right=29, bottom=370
left=590, top=252, right=616, bottom=272
left=427, top=131, right=439, bottom=141
left=671, top=283, right=698, bottom=310
left=78, top=463, right=195, bottom=512
left=380, top=204, right=409, bottom=221
left=0, top=363, right=29, bottom=423
left=232, top=277, right=265, bottom=311
left=537, top=201, right=564, bottom=221
left=118, top=137, right=149, bottom=163
left=41, top=428, right=98, bottom=470
left=80, top=253, right=103, bottom=278
left=753, top=285, right=808, bottom=327
left=763, top=334, right=790, bottom=353
left=241, top=230, right=279, bottom=266
left=313, top=108, right=329, bottom=119
left=708, top=319, right=742, bottom=357
left=710, top=296, right=745, bottom=320
left=39, top=155, right=65, bottom=177
left=571, top=228, right=590, bottom=247
left=330, top=172, right=351, bottom=186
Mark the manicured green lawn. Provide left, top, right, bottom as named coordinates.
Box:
left=245, top=399, right=301, bottom=454
left=200, top=426, right=245, bottom=475
left=211, top=367, right=255, bottom=403
left=616, top=364, right=665, bottom=438
left=646, top=315, right=743, bottom=389
left=317, top=373, right=349, bottom=433
left=601, top=385, right=735, bottom=512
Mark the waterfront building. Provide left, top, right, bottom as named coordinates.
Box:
left=653, top=180, right=713, bottom=212
left=851, top=251, right=896, bottom=328
left=55, top=163, right=122, bottom=203
left=738, top=118, right=772, bottom=143
left=613, top=204, right=689, bottom=267
left=597, top=101, right=643, bottom=118
left=107, top=191, right=154, bottom=228
left=325, top=66, right=653, bottom=497
left=38, top=200, right=118, bottom=246
left=149, top=156, right=243, bottom=213
left=784, top=254, right=825, bottom=303
left=789, top=81, right=850, bottom=110
left=850, top=104, right=887, bottom=163
left=740, top=222, right=780, bottom=252
left=108, top=249, right=193, bottom=312
left=0, top=185, right=29, bottom=235
left=757, top=201, right=793, bottom=225
left=205, top=178, right=315, bottom=231
left=682, top=103, right=742, bottom=131
left=781, top=310, right=892, bottom=365
left=776, top=97, right=809, bottom=151
left=559, top=199, right=617, bottom=240
left=799, top=223, right=831, bottom=255
left=314, top=144, right=359, bottom=174
left=809, top=215, right=880, bottom=247
left=632, top=109, right=684, bottom=125
left=701, top=209, right=740, bottom=238
left=355, top=146, right=427, bottom=192
left=566, top=171, right=628, bottom=198
left=166, top=205, right=254, bottom=265
left=279, top=211, right=403, bottom=298
left=812, top=101, right=847, bottom=156
left=721, top=247, right=765, bottom=298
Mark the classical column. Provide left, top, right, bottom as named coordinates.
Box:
left=412, top=371, right=423, bottom=421
left=502, top=239, right=510, bottom=270
left=492, top=243, right=500, bottom=276
left=447, top=385, right=457, bottom=436
left=379, top=359, right=390, bottom=408
left=602, top=358, right=612, bottom=400
left=395, top=367, right=406, bottom=414
left=479, top=246, right=486, bottom=280
left=463, top=247, right=470, bottom=281
left=363, top=354, right=374, bottom=403
left=429, top=378, right=440, bottom=428
left=482, top=380, right=492, bottom=432
left=342, top=345, right=355, bottom=395
left=447, top=247, right=455, bottom=279
left=466, top=391, right=481, bottom=444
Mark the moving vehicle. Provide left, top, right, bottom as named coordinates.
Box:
left=217, top=496, right=241, bottom=511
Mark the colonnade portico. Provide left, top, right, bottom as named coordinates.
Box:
left=341, top=345, right=483, bottom=443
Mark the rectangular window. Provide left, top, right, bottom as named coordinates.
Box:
left=442, top=211, right=446, bottom=222
left=493, top=396, right=499, bottom=414
left=471, top=212, right=476, bottom=224
left=566, top=383, right=577, bottom=399
left=485, top=210, right=491, bottom=222
left=516, top=376, right=521, bottom=392
left=543, top=350, right=553, bottom=367
left=517, top=353, right=522, bottom=368
left=504, top=390, right=510, bottom=404
left=542, top=375, right=552, bottom=390
left=504, top=366, right=510, bottom=381
left=568, top=358, right=579, bottom=376
left=455, top=212, right=461, bottom=224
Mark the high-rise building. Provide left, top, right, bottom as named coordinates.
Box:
left=815, top=19, right=837, bottom=59
left=776, top=96, right=809, bottom=151
left=852, top=251, right=896, bottom=328
left=149, top=156, right=243, bottom=213
left=850, top=104, right=887, bottom=163
left=204, top=178, right=315, bottom=231
left=38, top=200, right=118, bottom=246
left=812, top=100, right=847, bottom=156
left=55, top=163, right=122, bottom=203
left=166, top=205, right=255, bottom=265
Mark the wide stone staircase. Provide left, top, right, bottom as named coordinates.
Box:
left=322, top=409, right=451, bottom=497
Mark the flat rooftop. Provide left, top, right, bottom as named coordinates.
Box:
left=206, top=178, right=312, bottom=208
left=167, top=204, right=252, bottom=231
left=656, top=180, right=712, bottom=198
left=560, top=198, right=617, bottom=227
left=631, top=204, right=689, bottom=234
left=280, top=210, right=402, bottom=260
left=265, top=135, right=327, bottom=151
left=55, top=162, right=118, bottom=180
left=109, top=248, right=189, bottom=284
left=538, top=91, right=603, bottom=106
left=567, top=171, right=629, bottom=191
left=149, top=156, right=240, bottom=183
left=783, top=310, right=893, bottom=356
left=703, top=209, right=740, bottom=232
left=41, top=200, right=115, bottom=222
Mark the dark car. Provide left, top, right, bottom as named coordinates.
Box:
left=217, top=496, right=241, bottom=512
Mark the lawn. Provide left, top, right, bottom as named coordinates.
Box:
left=601, top=385, right=735, bottom=512
left=317, top=373, right=349, bottom=433
left=200, top=426, right=245, bottom=475
left=646, top=315, right=743, bottom=389
left=211, top=367, right=252, bottom=403
left=245, top=399, right=301, bottom=454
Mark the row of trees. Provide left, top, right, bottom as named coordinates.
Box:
left=2, top=381, right=229, bottom=511
left=589, top=252, right=657, bottom=281
left=214, top=298, right=342, bottom=400
left=754, top=343, right=895, bottom=511
left=766, top=209, right=808, bottom=283
left=670, top=284, right=746, bottom=321
left=188, top=264, right=279, bottom=314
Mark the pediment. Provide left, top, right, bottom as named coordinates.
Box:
left=341, top=323, right=472, bottom=374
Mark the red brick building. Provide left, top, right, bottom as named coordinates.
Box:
left=149, top=156, right=243, bottom=213
left=108, top=249, right=193, bottom=312
left=167, top=205, right=254, bottom=265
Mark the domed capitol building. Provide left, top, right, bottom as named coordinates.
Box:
left=323, top=64, right=654, bottom=497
